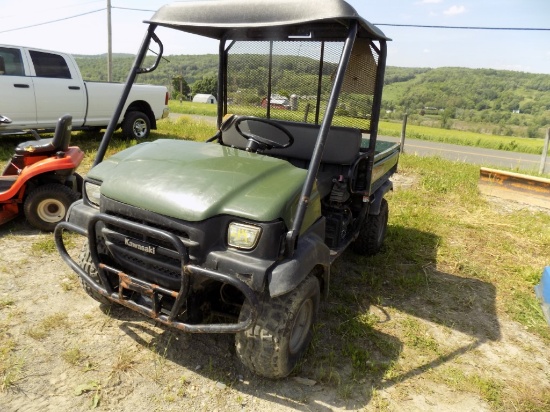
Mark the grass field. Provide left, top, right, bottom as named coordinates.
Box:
left=378, top=121, right=546, bottom=155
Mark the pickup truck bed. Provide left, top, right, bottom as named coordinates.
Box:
left=361, top=138, right=400, bottom=193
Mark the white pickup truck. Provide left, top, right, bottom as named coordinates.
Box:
left=0, top=45, right=169, bottom=139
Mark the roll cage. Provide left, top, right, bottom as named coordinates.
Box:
left=94, top=0, right=389, bottom=257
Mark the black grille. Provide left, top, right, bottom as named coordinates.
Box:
left=98, top=197, right=206, bottom=289
left=102, top=227, right=183, bottom=288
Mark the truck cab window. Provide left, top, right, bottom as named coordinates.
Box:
left=29, top=50, right=71, bottom=79
left=0, top=47, right=25, bottom=76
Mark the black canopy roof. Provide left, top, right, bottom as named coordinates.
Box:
left=146, top=0, right=388, bottom=41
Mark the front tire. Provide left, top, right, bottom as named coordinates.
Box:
left=24, top=184, right=78, bottom=231
left=122, top=111, right=151, bottom=139
left=78, top=244, right=112, bottom=306
left=235, top=274, right=320, bottom=378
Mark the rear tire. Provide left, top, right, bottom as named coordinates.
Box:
left=24, top=183, right=78, bottom=231
left=352, top=198, right=389, bottom=256
left=78, top=244, right=112, bottom=306
left=235, top=274, right=320, bottom=378
left=122, top=111, right=150, bottom=139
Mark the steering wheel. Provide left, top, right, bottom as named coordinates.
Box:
left=233, top=116, right=294, bottom=152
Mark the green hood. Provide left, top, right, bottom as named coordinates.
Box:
left=89, top=140, right=318, bottom=226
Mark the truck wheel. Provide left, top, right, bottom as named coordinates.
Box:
left=24, top=184, right=78, bottom=232
left=78, top=244, right=112, bottom=306
left=122, top=111, right=150, bottom=139
left=352, top=198, right=389, bottom=256
left=235, top=274, right=320, bottom=378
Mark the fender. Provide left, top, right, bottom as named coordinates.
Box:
left=66, top=199, right=98, bottom=231
left=268, top=220, right=330, bottom=298
left=369, top=179, right=393, bottom=215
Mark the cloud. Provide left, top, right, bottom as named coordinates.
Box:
left=444, top=5, right=466, bottom=15
left=418, top=0, right=443, bottom=3
left=424, top=49, right=431, bottom=54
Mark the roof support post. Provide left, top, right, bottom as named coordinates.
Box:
left=285, top=21, right=359, bottom=256
left=94, top=25, right=157, bottom=166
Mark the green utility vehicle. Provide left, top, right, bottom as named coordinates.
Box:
left=56, top=0, right=399, bottom=378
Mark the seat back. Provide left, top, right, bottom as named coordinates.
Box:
left=221, top=119, right=361, bottom=165
left=50, top=114, right=73, bottom=152
left=15, top=114, right=73, bottom=155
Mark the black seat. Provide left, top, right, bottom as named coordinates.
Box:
left=15, top=115, right=73, bottom=155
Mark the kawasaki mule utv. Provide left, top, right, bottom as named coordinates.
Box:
left=55, top=0, right=399, bottom=378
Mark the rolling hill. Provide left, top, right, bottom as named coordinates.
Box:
left=75, top=54, right=550, bottom=138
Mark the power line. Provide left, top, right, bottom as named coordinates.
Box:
left=0, top=6, right=156, bottom=35
left=112, top=6, right=156, bottom=13
left=375, top=23, right=550, bottom=31
left=0, top=8, right=105, bottom=34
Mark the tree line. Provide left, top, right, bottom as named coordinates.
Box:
left=75, top=54, right=550, bottom=138
left=382, top=66, right=550, bottom=137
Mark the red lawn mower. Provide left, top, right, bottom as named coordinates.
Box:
left=0, top=114, right=83, bottom=231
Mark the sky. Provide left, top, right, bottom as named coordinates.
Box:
left=1, top=0, right=550, bottom=74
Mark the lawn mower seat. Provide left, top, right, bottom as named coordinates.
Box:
left=15, top=115, right=73, bottom=156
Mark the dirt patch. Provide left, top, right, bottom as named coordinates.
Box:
left=482, top=192, right=550, bottom=215
left=1, top=191, right=550, bottom=411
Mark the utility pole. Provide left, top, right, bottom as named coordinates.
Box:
left=107, top=0, right=113, bottom=82
left=400, top=112, right=408, bottom=153
left=540, top=128, right=550, bottom=175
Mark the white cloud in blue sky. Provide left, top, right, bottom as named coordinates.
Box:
left=1, top=0, right=549, bottom=74
left=443, top=5, right=467, bottom=16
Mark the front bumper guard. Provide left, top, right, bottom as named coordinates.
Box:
left=54, top=213, right=258, bottom=334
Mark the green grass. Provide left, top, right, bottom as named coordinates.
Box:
left=0, top=299, right=15, bottom=310
left=26, top=313, right=69, bottom=340
left=435, top=367, right=505, bottom=408
left=310, top=153, right=550, bottom=406
left=31, top=238, right=59, bottom=255
left=155, top=115, right=217, bottom=142
left=169, top=100, right=217, bottom=117
left=379, top=120, right=546, bottom=155
left=62, top=346, right=86, bottom=366
left=0, top=335, right=23, bottom=392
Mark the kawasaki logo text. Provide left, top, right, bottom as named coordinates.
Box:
left=124, top=238, right=156, bottom=255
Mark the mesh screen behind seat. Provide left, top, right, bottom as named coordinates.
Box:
left=224, top=38, right=379, bottom=133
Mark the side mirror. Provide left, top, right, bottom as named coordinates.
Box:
left=138, top=33, right=164, bottom=74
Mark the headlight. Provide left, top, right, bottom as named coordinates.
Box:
left=227, top=222, right=261, bottom=250
left=84, top=182, right=101, bottom=207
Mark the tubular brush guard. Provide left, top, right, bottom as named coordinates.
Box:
left=54, top=215, right=259, bottom=334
